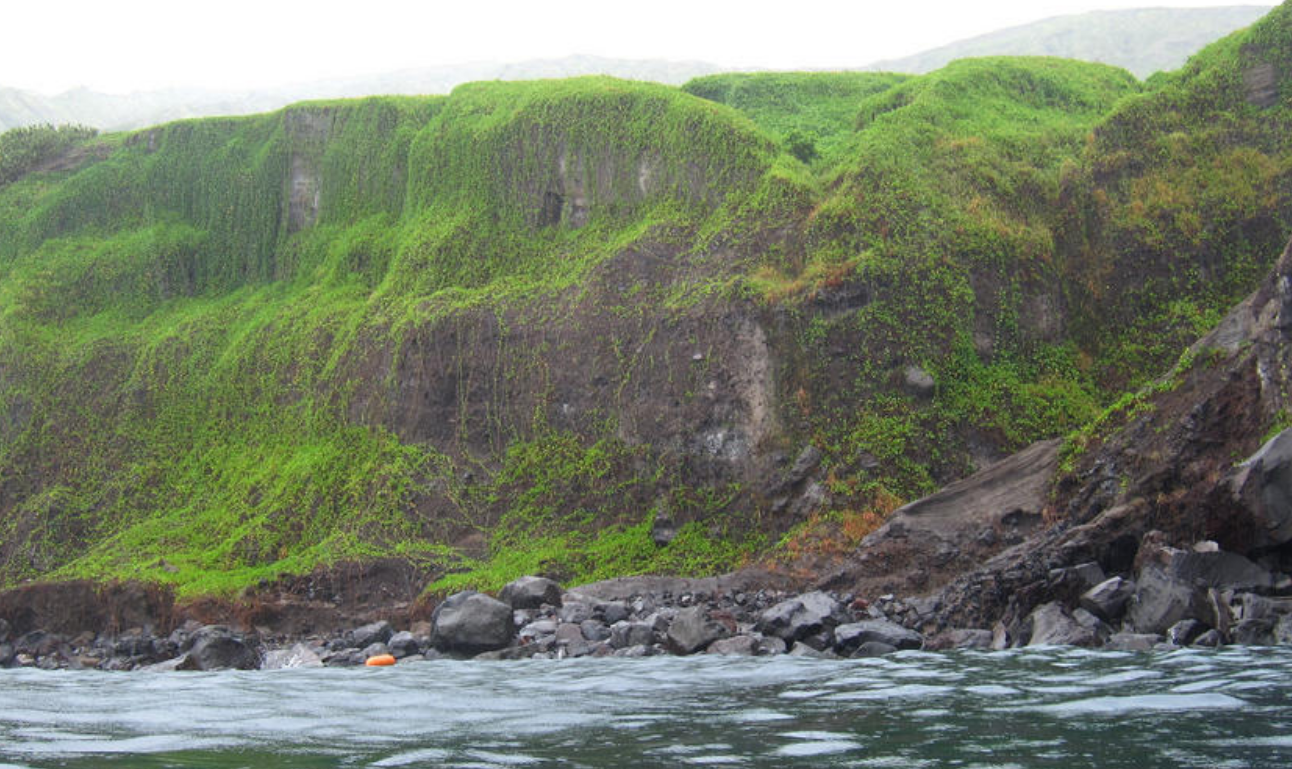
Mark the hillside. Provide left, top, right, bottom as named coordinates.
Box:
left=869, top=6, right=1272, bottom=78
left=0, top=56, right=722, bottom=132
left=0, top=3, right=1289, bottom=607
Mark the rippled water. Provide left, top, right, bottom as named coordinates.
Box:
left=2, top=646, right=1291, bottom=768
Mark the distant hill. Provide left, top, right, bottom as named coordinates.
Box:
left=867, top=6, right=1271, bottom=77
left=0, top=55, right=722, bottom=132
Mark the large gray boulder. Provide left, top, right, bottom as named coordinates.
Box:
left=347, top=620, right=393, bottom=649
left=1079, top=577, right=1136, bottom=623
left=756, top=591, right=847, bottom=643
left=666, top=606, right=731, bottom=655
left=834, top=620, right=923, bottom=653
left=1128, top=565, right=1206, bottom=635
left=1228, top=428, right=1292, bottom=548
left=186, top=627, right=260, bottom=671
left=1168, top=550, right=1273, bottom=592
left=499, top=576, right=563, bottom=609
left=1027, top=602, right=1097, bottom=647
left=431, top=591, right=517, bottom=654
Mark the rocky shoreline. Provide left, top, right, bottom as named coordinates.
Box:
left=3, top=544, right=1291, bottom=672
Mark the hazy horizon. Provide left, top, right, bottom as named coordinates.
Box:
left=4, top=0, right=1278, bottom=96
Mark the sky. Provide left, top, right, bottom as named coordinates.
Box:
left=3, top=0, right=1279, bottom=95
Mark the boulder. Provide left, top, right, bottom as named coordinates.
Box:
left=347, top=621, right=393, bottom=649
left=834, top=620, right=923, bottom=653
left=1079, top=577, right=1135, bottom=623
left=1228, top=428, right=1292, bottom=547
left=580, top=620, right=611, bottom=642
left=850, top=641, right=899, bottom=658
left=1027, top=602, right=1097, bottom=647
left=431, top=591, right=516, bottom=654
left=1275, top=615, right=1292, bottom=645
left=1166, top=619, right=1207, bottom=646
left=499, top=576, right=563, bottom=609
left=1168, top=551, right=1273, bottom=592
left=387, top=631, right=420, bottom=658
left=187, top=627, right=260, bottom=671
left=1193, top=629, right=1224, bottom=647
left=666, top=606, right=731, bottom=655
left=706, top=635, right=760, bottom=656
left=609, top=621, right=655, bottom=649
left=1128, top=565, right=1206, bottom=635
left=1231, top=617, right=1277, bottom=646
left=756, top=591, right=847, bottom=643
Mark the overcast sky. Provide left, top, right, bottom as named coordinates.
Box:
left=3, top=1, right=1279, bottom=95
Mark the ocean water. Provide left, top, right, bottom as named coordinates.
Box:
left=2, top=646, right=1290, bottom=768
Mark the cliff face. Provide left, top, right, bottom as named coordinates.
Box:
left=0, top=3, right=1290, bottom=600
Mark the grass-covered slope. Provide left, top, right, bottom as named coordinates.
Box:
left=682, top=72, right=910, bottom=168
left=750, top=58, right=1138, bottom=505
left=1063, top=0, right=1292, bottom=388
left=0, top=79, right=809, bottom=596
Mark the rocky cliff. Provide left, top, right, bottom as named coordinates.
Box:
left=0, top=3, right=1289, bottom=606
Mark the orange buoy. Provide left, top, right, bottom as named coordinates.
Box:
left=365, top=654, right=397, bottom=667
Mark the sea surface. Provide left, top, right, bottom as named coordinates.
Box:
left=2, top=646, right=1290, bottom=768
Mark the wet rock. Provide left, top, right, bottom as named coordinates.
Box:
left=757, top=636, right=788, bottom=655
left=613, top=644, right=656, bottom=658
left=261, top=643, right=324, bottom=669
left=1104, top=632, right=1161, bottom=652
left=1080, top=577, right=1135, bottom=623
left=666, top=606, right=731, bottom=655
left=834, top=620, right=924, bottom=653
left=756, top=591, right=847, bottom=643
left=360, top=642, right=390, bottom=660
left=850, top=641, right=899, bottom=658
left=1275, top=615, right=1292, bottom=645
left=706, top=635, right=760, bottom=656
left=431, top=591, right=517, bottom=654
left=1231, top=617, right=1277, bottom=646
left=387, top=631, right=420, bottom=658
left=1166, top=619, right=1207, bottom=646
left=1228, top=428, right=1292, bottom=548
left=322, top=648, right=365, bottom=667
left=499, top=576, right=563, bottom=609
left=1193, top=629, right=1224, bottom=647
left=787, top=641, right=834, bottom=658
left=1027, top=602, right=1097, bottom=647
left=188, top=627, right=260, bottom=671
left=347, top=621, right=393, bottom=649
left=1128, top=565, right=1206, bottom=635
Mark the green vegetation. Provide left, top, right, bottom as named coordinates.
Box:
left=0, top=123, right=98, bottom=185
left=683, top=72, right=909, bottom=169
left=1, top=3, right=1290, bottom=601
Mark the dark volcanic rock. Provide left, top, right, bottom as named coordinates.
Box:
left=1168, top=550, right=1273, bottom=592
left=706, top=635, right=760, bottom=656
left=347, top=621, right=393, bottom=649
left=188, top=626, right=260, bottom=671
left=666, top=606, right=731, bottom=655
left=756, top=591, right=846, bottom=643
left=1027, top=602, right=1097, bottom=647
left=834, top=620, right=923, bottom=653
left=499, top=576, right=563, bottom=609
left=431, top=591, right=516, bottom=654
left=1079, top=577, right=1136, bottom=623
left=1228, top=428, right=1292, bottom=548
left=387, top=630, right=420, bottom=658
left=1128, top=565, right=1206, bottom=635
